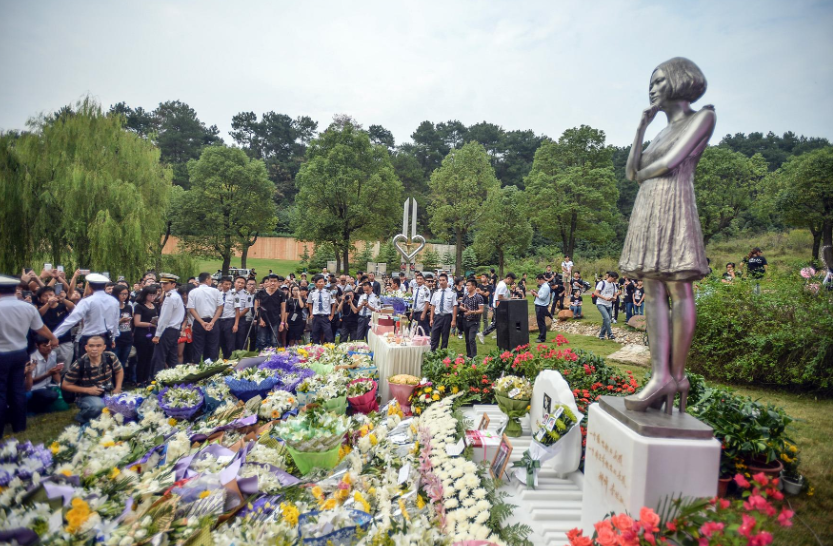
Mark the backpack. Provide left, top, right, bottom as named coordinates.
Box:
left=61, top=353, right=115, bottom=404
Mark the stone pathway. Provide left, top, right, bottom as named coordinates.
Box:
left=548, top=320, right=646, bottom=345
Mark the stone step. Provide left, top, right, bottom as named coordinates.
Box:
left=531, top=506, right=583, bottom=521
left=520, top=489, right=583, bottom=501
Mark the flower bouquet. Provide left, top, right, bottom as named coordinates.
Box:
left=225, top=367, right=280, bottom=402
left=409, top=381, right=444, bottom=416
left=158, top=384, right=204, bottom=420
left=258, top=390, right=299, bottom=421
left=103, top=392, right=145, bottom=421
left=493, top=375, right=532, bottom=437
left=346, top=378, right=378, bottom=415
left=388, top=374, right=420, bottom=415
left=259, top=351, right=303, bottom=373
left=297, top=509, right=372, bottom=545
left=275, top=367, right=316, bottom=394
left=512, top=404, right=579, bottom=488
left=238, top=462, right=299, bottom=495
left=273, top=408, right=349, bottom=475
left=155, top=360, right=231, bottom=385
left=0, top=439, right=52, bottom=486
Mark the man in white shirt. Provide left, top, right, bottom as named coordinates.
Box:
left=354, top=282, right=380, bottom=341
left=593, top=271, right=619, bottom=341
left=25, top=335, right=62, bottom=413
left=233, top=276, right=255, bottom=351
left=412, top=273, right=431, bottom=335
left=186, top=272, right=223, bottom=362
left=429, top=273, right=457, bottom=351
left=531, top=274, right=552, bottom=343
left=561, top=255, right=574, bottom=278
left=216, top=277, right=238, bottom=359
left=53, top=273, right=120, bottom=355
left=151, top=274, right=185, bottom=373
left=0, top=275, right=59, bottom=434
left=307, top=274, right=335, bottom=343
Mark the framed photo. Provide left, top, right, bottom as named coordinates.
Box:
left=478, top=413, right=490, bottom=430
left=490, top=434, right=513, bottom=480
left=543, top=393, right=552, bottom=415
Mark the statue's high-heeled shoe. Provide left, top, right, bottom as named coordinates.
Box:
left=624, top=377, right=678, bottom=415
left=676, top=375, right=691, bottom=413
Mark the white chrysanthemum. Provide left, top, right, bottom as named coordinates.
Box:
left=443, top=498, right=459, bottom=509
left=475, top=499, right=490, bottom=512
left=472, top=487, right=487, bottom=499
left=475, top=510, right=490, bottom=524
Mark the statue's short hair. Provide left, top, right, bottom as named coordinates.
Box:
left=654, top=57, right=707, bottom=103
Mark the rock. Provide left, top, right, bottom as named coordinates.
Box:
left=557, top=309, right=574, bottom=321
left=548, top=319, right=646, bottom=345
left=627, top=315, right=646, bottom=331
left=607, top=344, right=652, bottom=368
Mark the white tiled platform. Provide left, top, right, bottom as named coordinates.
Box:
left=465, top=405, right=584, bottom=546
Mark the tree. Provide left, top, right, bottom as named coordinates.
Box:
left=497, top=129, right=545, bottom=188
left=428, top=142, right=500, bottom=276
left=154, top=100, right=221, bottom=187
left=293, top=122, right=403, bottom=273
left=694, top=147, right=768, bottom=244
left=421, top=247, right=440, bottom=271
left=462, top=246, right=478, bottom=272
left=718, top=131, right=830, bottom=171
left=368, top=124, right=395, bottom=151
left=174, top=146, right=277, bottom=275
left=0, top=98, right=172, bottom=279
left=436, top=120, right=468, bottom=151
left=355, top=241, right=375, bottom=270
left=771, top=147, right=833, bottom=260
left=467, top=121, right=506, bottom=169
left=109, top=102, right=157, bottom=137
left=473, top=186, right=533, bottom=277
left=524, top=126, right=618, bottom=257
left=153, top=185, right=185, bottom=273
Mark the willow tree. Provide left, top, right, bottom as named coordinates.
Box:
left=428, top=142, right=500, bottom=276
left=2, top=99, right=172, bottom=279
left=174, top=146, right=277, bottom=275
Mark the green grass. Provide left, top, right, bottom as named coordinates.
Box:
left=197, top=258, right=301, bottom=277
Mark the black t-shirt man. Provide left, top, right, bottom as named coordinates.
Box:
left=256, top=288, right=286, bottom=326
left=746, top=255, right=768, bottom=279
left=41, top=302, right=73, bottom=344
left=478, top=281, right=493, bottom=307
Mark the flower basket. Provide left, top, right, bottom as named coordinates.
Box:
left=322, top=395, right=347, bottom=415
left=225, top=375, right=280, bottom=402
left=494, top=393, right=530, bottom=437
left=296, top=390, right=318, bottom=407
left=237, top=462, right=300, bottom=494
left=388, top=382, right=417, bottom=415
left=158, top=384, right=204, bottom=420
left=277, top=368, right=315, bottom=394
left=347, top=366, right=378, bottom=381
left=103, top=393, right=145, bottom=421
left=309, top=362, right=335, bottom=376
left=347, top=378, right=378, bottom=415
left=157, top=363, right=230, bottom=385
left=297, top=509, right=372, bottom=544
left=285, top=443, right=341, bottom=475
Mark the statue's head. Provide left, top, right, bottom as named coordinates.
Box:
left=651, top=57, right=707, bottom=106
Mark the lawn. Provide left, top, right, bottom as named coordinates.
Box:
left=197, top=258, right=301, bottom=277
left=9, top=329, right=830, bottom=544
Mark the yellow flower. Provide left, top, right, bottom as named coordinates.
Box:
left=790, top=445, right=798, bottom=453
left=147, top=386, right=154, bottom=392
left=415, top=407, right=422, bottom=415
left=108, top=467, right=121, bottom=479
left=101, top=407, right=110, bottom=414
left=61, top=470, right=73, bottom=477
left=398, top=499, right=410, bottom=522
left=451, top=386, right=459, bottom=394
left=151, top=381, right=157, bottom=385
left=334, top=488, right=349, bottom=501
left=199, top=490, right=211, bottom=499
left=527, top=405, right=531, bottom=411
left=416, top=494, right=426, bottom=510
left=432, top=394, right=440, bottom=401
left=368, top=487, right=377, bottom=496
left=438, top=385, right=446, bottom=392
left=342, top=473, right=353, bottom=486
left=354, top=492, right=371, bottom=513
left=808, top=487, right=815, bottom=496
left=321, top=498, right=337, bottom=510
left=101, top=440, right=115, bottom=448
left=65, top=498, right=92, bottom=534
left=168, top=418, right=177, bottom=426
left=271, top=410, right=280, bottom=419
left=311, top=486, right=324, bottom=499
left=369, top=433, right=378, bottom=446
left=280, top=502, right=299, bottom=526
left=50, top=442, right=60, bottom=455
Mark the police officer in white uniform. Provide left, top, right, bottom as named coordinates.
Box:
left=186, top=272, right=223, bottom=362
left=151, top=274, right=184, bottom=374
left=307, top=274, right=335, bottom=343
left=53, top=273, right=120, bottom=356
left=411, top=272, right=431, bottom=336
left=0, top=275, right=59, bottom=434
left=429, top=273, right=458, bottom=351
left=216, top=276, right=237, bottom=359
left=354, top=282, right=380, bottom=341
left=233, top=276, right=254, bottom=351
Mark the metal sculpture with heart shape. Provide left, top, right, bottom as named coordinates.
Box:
left=393, top=198, right=426, bottom=265
left=393, top=233, right=425, bottom=263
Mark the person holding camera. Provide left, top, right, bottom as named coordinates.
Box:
left=593, top=271, right=619, bottom=341
left=354, top=282, right=380, bottom=341
left=286, top=285, right=307, bottom=346
left=24, top=336, right=63, bottom=413
left=61, top=335, right=123, bottom=424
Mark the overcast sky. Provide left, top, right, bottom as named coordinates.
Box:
left=1, top=0, right=831, bottom=147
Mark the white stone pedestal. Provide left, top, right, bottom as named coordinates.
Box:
left=580, top=402, right=720, bottom=533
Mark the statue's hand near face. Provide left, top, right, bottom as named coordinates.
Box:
left=639, top=104, right=660, bottom=131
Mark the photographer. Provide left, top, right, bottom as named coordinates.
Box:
left=338, top=286, right=359, bottom=342
left=549, top=274, right=565, bottom=316
left=61, top=335, right=123, bottom=424
left=36, top=285, right=76, bottom=366
left=25, top=335, right=64, bottom=413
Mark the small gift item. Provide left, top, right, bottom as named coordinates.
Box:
left=225, top=367, right=280, bottom=402
left=346, top=378, right=378, bottom=415
left=387, top=374, right=420, bottom=415
left=410, top=326, right=430, bottom=346
left=103, top=393, right=145, bottom=421
left=158, top=384, right=204, bottom=420
left=493, top=376, right=532, bottom=437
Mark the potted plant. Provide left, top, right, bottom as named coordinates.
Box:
left=780, top=440, right=805, bottom=495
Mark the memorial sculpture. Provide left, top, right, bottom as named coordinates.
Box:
left=392, top=198, right=426, bottom=269
left=619, top=57, right=716, bottom=414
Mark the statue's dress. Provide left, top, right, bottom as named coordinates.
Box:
left=619, top=106, right=714, bottom=282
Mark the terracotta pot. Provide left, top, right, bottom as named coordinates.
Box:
left=717, top=476, right=732, bottom=498
left=745, top=457, right=783, bottom=479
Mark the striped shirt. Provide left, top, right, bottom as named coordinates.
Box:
left=64, top=352, right=122, bottom=390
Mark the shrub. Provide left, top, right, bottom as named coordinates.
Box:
left=158, top=253, right=200, bottom=281
left=690, top=277, right=833, bottom=393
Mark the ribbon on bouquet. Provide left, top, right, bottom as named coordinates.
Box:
left=511, top=451, right=541, bottom=489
